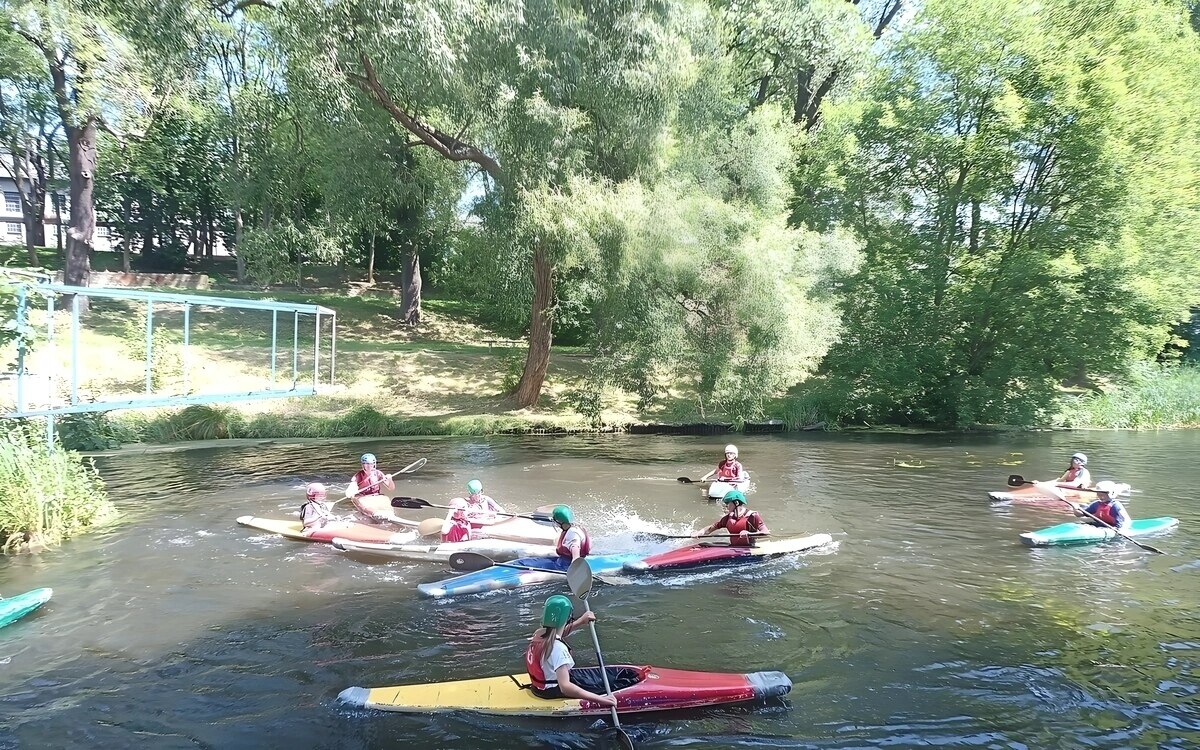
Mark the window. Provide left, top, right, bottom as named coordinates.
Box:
left=4, top=192, right=20, bottom=214
left=6, top=222, right=23, bottom=237
left=97, top=225, right=110, bottom=239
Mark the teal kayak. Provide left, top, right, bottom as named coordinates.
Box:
left=1019, top=518, right=1179, bottom=547
left=0, top=587, right=53, bottom=629
left=417, top=554, right=639, bottom=598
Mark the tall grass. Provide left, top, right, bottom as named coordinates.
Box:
left=1055, top=363, right=1200, bottom=429
left=0, top=424, right=119, bottom=553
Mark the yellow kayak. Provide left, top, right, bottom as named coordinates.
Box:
left=338, top=665, right=791, bottom=716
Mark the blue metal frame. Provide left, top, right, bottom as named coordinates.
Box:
left=3, top=275, right=337, bottom=443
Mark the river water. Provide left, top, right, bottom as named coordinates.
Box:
left=1, top=432, right=1197, bottom=749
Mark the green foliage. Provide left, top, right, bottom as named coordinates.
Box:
left=56, top=411, right=135, bottom=451
left=1054, top=363, right=1200, bottom=429
left=337, top=405, right=393, bottom=437
left=0, top=422, right=118, bottom=553
left=167, top=404, right=244, bottom=440
left=238, top=219, right=344, bottom=287
left=798, top=0, right=1200, bottom=427
left=120, top=304, right=182, bottom=391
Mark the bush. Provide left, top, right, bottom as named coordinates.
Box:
left=169, top=405, right=244, bottom=440
left=0, top=423, right=119, bottom=553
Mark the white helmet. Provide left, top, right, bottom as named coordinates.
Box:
left=1094, top=480, right=1118, bottom=496
left=724, top=444, right=738, bottom=457
left=306, top=482, right=327, bottom=500
left=1071, top=452, right=1088, bottom=466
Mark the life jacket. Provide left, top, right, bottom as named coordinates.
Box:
left=721, top=510, right=763, bottom=546
left=525, top=635, right=571, bottom=691
left=556, top=526, right=590, bottom=559
left=442, top=519, right=470, bottom=543
left=299, top=500, right=325, bottom=528
left=351, top=468, right=385, bottom=498
left=1091, top=501, right=1120, bottom=527
left=1062, top=467, right=1084, bottom=484
left=715, top=459, right=743, bottom=481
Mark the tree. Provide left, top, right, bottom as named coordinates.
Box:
left=804, top=0, right=1200, bottom=426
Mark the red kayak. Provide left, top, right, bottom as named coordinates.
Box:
left=626, top=534, right=833, bottom=572
left=338, top=665, right=791, bottom=716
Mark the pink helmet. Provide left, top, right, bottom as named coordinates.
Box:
left=449, top=497, right=468, bottom=520
left=306, top=482, right=327, bottom=501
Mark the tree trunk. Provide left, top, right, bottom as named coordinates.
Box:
left=121, top=195, right=133, bottom=272
left=401, top=244, right=422, bottom=325
left=23, top=215, right=39, bottom=266
left=367, top=230, right=376, bottom=285
left=64, top=117, right=97, bottom=301
left=233, top=205, right=246, bottom=282
left=513, top=243, right=554, bottom=408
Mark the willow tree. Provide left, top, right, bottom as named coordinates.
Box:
left=273, top=0, right=686, bottom=407
left=808, top=0, right=1200, bottom=426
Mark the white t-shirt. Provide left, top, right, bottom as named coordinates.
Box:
left=541, top=639, right=575, bottom=684
left=559, top=527, right=585, bottom=554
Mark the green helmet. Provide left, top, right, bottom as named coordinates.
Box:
left=551, top=505, right=574, bottom=524
left=466, top=479, right=483, bottom=495
left=722, top=490, right=747, bottom=505
left=542, top=595, right=574, bottom=628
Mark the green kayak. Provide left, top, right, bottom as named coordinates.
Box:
left=1019, top=518, right=1179, bottom=547
left=0, top=587, right=53, bottom=629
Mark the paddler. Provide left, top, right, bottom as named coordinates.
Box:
left=347, top=453, right=395, bottom=521
left=1053, top=452, right=1091, bottom=489
left=525, top=595, right=621, bottom=705
left=551, top=505, right=589, bottom=562
left=692, top=490, right=769, bottom=546
left=299, top=483, right=350, bottom=535
left=1074, top=481, right=1130, bottom=530
left=702, top=444, right=746, bottom=483
left=461, top=479, right=506, bottom=523
left=441, top=498, right=473, bottom=543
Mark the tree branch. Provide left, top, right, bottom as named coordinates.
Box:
left=345, top=54, right=504, bottom=183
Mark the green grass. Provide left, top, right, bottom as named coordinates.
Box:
left=0, top=424, right=119, bottom=553
left=1053, top=363, right=1200, bottom=429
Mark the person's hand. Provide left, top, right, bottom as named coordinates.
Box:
left=578, top=611, right=597, bottom=624
left=690, top=530, right=704, bottom=538
left=598, top=694, right=618, bottom=708
left=737, top=529, right=749, bottom=537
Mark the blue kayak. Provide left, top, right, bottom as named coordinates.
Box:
left=418, top=554, right=639, bottom=598
left=1020, top=517, right=1179, bottom=547
left=0, top=588, right=53, bottom=629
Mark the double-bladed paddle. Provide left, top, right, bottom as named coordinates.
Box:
left=390, top=496, right=556, bottom=525
left=1006, top=475, right=1133, bottom=496
left=1027, top=481, right=1165, bottom=555
left=636, top=531, right=772, bottom=541
left=446, top=552, right=632, bottom=586
left=334, top=458, right=428, bottom=506
left=567, top=558, right=635, bottom=750
left=675, top=476, right=712, bottom=485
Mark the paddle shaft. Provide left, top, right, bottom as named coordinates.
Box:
left=1009, top=476, right=1131, bottom=496
left=393, top=497, right=551, bottom=523
left=1054, top=497, right=1164, bottom=554
left=649, top=531, right=771, bottom=540
left=577, top=596, right=621, bottom=728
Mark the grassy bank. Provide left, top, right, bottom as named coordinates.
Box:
left=0, top=425, right=119, bottom=553
left=1052, top=364, right=1200, bottom=429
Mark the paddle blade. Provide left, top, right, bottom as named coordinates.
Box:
left=567, top=558, right=594, bottom=598
left=399, top=457, right=427, bottom=474
left=417, top=518, right=444, bottom=537
left=528, top=512, right=555, bottom=525
left=391, top=496, right=430, bottom=509
left=449, top=552, right=496, bottom=572
left=676, top=476, right=692, bottom=484
left=605, top=727, right=636, bottom=750
left=1007, top=474, right=1028, bottom=487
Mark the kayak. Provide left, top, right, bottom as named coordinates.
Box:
left=1019, top=517, right=1179, bottom=547
left=0, top=588, right=53, bottom=629
left=338, top=664, right=791, bottom=716
left=988, top=482, right=1133, bottom=505
left=330, top=537, right=556, bottom=563
left=625, top=533, right=834, bottom=572
left=707, top=474, right=750, bottom=501
left=355, top=496, right=559, bottom=546
left=417, top=554, right=639, bottom=599
left=236, top=516, right=417, bottom=545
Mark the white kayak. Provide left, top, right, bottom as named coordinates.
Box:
left=330, top=537, right=556, bottom=563
left=707, top=473, right=751, bottom=500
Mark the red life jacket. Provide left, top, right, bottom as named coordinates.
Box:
left=715, top=459, right=744, bottom=481
left=1092, top=502, right=1119, bottom=527
left=1062, top=467, right=1084, bottom=484
left=442, top=519, right=470, bottom=543
left=720, top=510, right=763, bottom=547
left=556, top=526, right=590, bottom=559
left=525, top=636, right=571, bottom=690
left=352, top=469, right=386, bottom=498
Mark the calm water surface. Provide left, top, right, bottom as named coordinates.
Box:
left=1, top=432, right=1197, bottom=749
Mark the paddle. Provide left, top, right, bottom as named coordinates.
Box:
left=334, top=458, right=427, bottom=506
left=1006, top=475, right=1132, bottom=496
left=675, top=476, right=712, bottom=485
left=637, top=531, right=772, bottom=541
left=447, top=552, right=632, bottom=586
left=390, top=496, right=555, bottom=524
left=567, top=558, right=634, bottom=750
left=1033, top=482, right=1165, bottom=555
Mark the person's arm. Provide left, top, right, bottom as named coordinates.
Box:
left=554, top=664, right=617, bottom=707
left=381, top=470, right=395, bottom=492
left=1112, top=501, right=1131, bottom=528
left=750, top=512, right=769, bottom=536
left=487, top=496, right=505, bottom=514
left=693, top=516, right=725, bottom=538
left=1075, top=501, right=1099, bottom=518
left=562, top=610, right=595, bottom=638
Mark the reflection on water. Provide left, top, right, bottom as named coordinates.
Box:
left=1, top=431, right=1198, bottom=748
